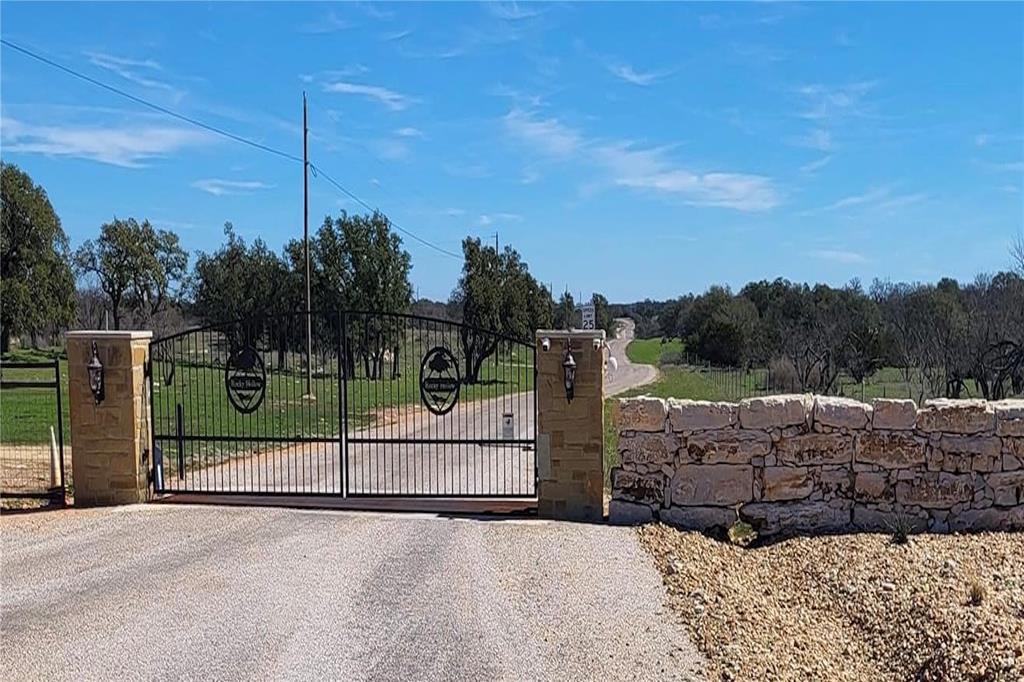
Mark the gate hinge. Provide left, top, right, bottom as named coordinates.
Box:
left=144, top=358, right=152, bottom=379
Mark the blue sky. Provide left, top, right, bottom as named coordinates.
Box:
left=2, top=2, right=1022, bottom=302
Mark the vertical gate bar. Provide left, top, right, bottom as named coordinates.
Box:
left=53, top=357, right=66, bottom=501
left=146, top=351, right=156, bottom=493
left=175, top=402, right=185, bottom=480
left=533, top=343, right=538, bottom=496
left=340, top=311, right=349, bottom=497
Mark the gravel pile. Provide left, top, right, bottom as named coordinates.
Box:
left=639, top=524, right=1023, bottom=681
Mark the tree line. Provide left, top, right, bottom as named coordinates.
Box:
left=1, top=162, right=616, bottom=382
left=621, top=270, right=1024, bottom=401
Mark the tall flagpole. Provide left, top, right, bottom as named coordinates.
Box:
left=303, top=92, right=314, bottom=398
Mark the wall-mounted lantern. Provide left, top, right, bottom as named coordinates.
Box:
left=87, top=341, right=105, bottom=404
left=563, top=346, right=576, bottom=403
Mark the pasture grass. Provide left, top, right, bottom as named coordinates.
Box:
left=624, top=337, right=684, bottom=366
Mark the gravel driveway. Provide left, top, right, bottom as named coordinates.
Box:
left=2, top=505, right=703, bottom=681
left=605, top=318, right=658, bottom=397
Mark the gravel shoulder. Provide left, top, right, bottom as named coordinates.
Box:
left=639, top=523, right=1024, bottom=681
left=2, top=505, right=704, bottom=681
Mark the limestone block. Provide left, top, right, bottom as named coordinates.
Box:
left=683, top=429, right=771, bottom=464
left=852, top=506, right=928, bottom=533
left=994, top=400, right=1024, bottom=437
left=855, top=472, right=891, bottom=500
left=668, top=464, right=752, bottom=507
left=668, top=399, right=737, bottom=431
left=871, top=399, right=918, bottom=430
left=895, top=472, right=974, bottom=509
left=916, top=399, right=995, bottom=434
left=1003, top=438, right=1024, bottom=458
left=609, top=499, right=654, bottom=525
left=740, top=500, right=852, bottom=535
left=938, top=434, right=1002, bottom=458
left=814, top=396, right=871, bottom=430
left=660, top=505, right=737, bottom=530
left=986, top=471, right=1024, bottom=507
left=619, top=432, right=678, bottom=466
left=738, top=394, right=811, bottom=430
left=611, top=468, right=665, bottom=506
left=855, top=431, right=926, bottom=468
left=762, top=466, right=814, bottom=501
left=616, top=397, right=667, bottom=433
left=776, top=432, right=854, bottom=466
left=949, top=507, right=1024, bottom=532
left=1004, top=454, right=1022, bottom=471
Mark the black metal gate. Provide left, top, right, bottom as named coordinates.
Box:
left=149, top=311, right=536, bottom=497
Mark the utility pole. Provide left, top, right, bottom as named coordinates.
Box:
left=494, top=231, right=499, bottom=253
left=303, top=92, right=314, bottom=399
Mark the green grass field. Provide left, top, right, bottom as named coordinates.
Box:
left=0, top=349, right=71, bottom=445
left=624, top=337, right=684, bottom=366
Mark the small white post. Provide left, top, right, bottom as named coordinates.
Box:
left=49, top=425, right=61, bottom=487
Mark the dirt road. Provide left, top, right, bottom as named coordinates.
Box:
left=604, top=317, right=658, bottom=396
left=1, top=505, right=704, bottom=681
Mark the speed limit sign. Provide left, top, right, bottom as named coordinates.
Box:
left=580, top=303, right=595, bottom=330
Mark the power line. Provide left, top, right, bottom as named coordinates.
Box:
left=1, top=38, right=461, bottom=260
left=310, top=164, right=461, bottom=258
left=0, top=38, right=303, bottom=164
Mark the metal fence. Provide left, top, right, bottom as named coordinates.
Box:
left=150, top=310, right=536, bottom=498
left=0, top=359, right=67, bottom=504
left=680, top=360, right=1021, bottom=403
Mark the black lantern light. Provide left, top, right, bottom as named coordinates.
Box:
left=87, top=341, right=105, bottom=404
left=563, top=346, right=577, bottom=402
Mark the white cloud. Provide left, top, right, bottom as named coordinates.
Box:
left=1, top=117, right=209, bottom=167
left=503, top=108, right=581, bottom=158
left=297, top=11, right=350, bottom=34
left=191, top=179, right=273, bottom=196
left=791, top=128, right=834, bottom=152
left=382, top=29, right=413, bottom=42
left=877, top=192, right=928, bottom=211
left=797, top=81, right=878, bottom=122
left=800, top=155, right=833, bottom=174
left=820, top=186, right=891, bottom=211
left=322, top=81, right=413, bottom=110
left=395, top=127, right=423, bottom=138
left=488, top=2, right=545, bottom=21
left=809, top=249, right=868, bottom=265
left=607, top=63, right=661, bottom=86
left=477, top=213, right=522, bottom=226
left=503, top=109, right=779, bottom=212
left=85, top=51, right=183, bottom=100
left=813, top=186, right=926, bottom=213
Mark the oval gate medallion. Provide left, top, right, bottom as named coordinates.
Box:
left=225, top=345, right=266, bottom=414
left=419, top=346, right=460, bottom=416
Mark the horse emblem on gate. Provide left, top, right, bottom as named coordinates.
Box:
left=225, top=345, right=266, bottom=414
left=419, top=346, right=460, bottom=416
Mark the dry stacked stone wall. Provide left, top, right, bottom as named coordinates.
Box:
left=611, top=395, right=1024, bottom=535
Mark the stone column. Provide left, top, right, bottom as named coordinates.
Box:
left=535, top=329, right=606, bottom=522
left=66, top=331, right=153, bottom=506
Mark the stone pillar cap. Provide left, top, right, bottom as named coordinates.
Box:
left=65, top=330, right=153, bottom=340
left=536, top=329, right=606, bottom=340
